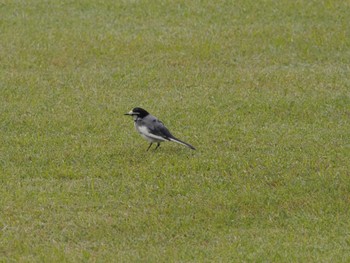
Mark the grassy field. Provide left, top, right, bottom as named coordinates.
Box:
left=1, top=0, right=349, bottom=261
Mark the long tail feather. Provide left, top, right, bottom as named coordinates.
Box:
left=169, top=137, right=196, bottom=150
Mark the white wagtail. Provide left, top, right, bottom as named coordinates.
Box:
left=124, top=107, right=196, bottom=151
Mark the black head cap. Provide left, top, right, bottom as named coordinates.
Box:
left=125, top=107, right=149, bottom=118
left=132, top=107, right=149, bottom=117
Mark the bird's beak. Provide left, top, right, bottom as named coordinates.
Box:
left=124, top=110, right=139, bottom=116
left=124, top=110, right=133, bottom=116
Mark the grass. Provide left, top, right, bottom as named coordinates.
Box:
left=0, top=0, right=349, bottom=261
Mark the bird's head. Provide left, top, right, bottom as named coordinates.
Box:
left=124, top=107, right=149, bottom=119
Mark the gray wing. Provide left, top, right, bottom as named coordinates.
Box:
left=141, top=115, right=174, bottom=140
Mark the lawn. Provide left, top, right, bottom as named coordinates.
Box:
left=0, top=0, right=349, bottom=262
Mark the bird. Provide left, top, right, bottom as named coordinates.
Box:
left=124, top=107, right=196, bottom=151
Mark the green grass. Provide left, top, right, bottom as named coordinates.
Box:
left=1, top=0, right=350, bottom=261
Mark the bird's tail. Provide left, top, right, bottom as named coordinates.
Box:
left=169, top=137, right=196, bottom=150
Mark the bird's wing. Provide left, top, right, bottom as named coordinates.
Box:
left=139, top=114, right=196, bottom=150
left=141, top=115, right=173, bottom=140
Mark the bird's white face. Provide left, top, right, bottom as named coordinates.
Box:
left=132, top=115, right=138, bottom=121
left=126, top=110, right=139, bottom=121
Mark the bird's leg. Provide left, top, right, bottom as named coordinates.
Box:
left=154, top=143, right=160, bottom=150
left=146, top=143, right=153, bottom=151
